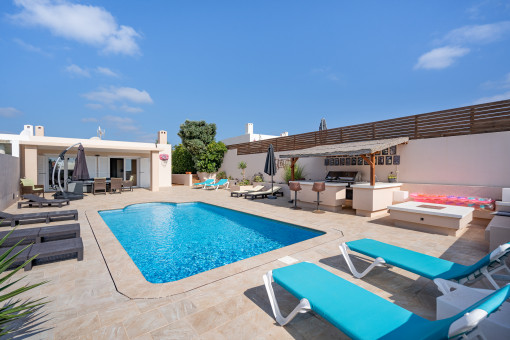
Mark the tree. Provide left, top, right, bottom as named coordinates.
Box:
left=177, top=120, right=217, bottom=162
left=238, top=161, right=247, bottom=180
left=195, top=141, right=227, bottom=173
left=172, top=144, right=196, bottom=174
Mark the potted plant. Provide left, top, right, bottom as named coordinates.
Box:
left=238, top=161, right=247, bottom=180
left=388, top=172, right=397, bottom=183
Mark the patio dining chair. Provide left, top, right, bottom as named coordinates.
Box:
left=93, top=178, right=107, bottom=195
left=110, top=178, right=122, bottom=194
left=122, top=175, right=134, bottom=192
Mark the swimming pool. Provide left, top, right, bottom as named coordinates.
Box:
left=99, top=202, right=323, bottom=283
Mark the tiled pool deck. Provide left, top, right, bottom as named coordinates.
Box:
left=4, top=186, right=491, bottom=339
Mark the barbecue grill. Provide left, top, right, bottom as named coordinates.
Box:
left=325, top=171, right=361, bottom=200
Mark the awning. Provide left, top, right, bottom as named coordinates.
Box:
left=279, top=137, right=409, bottom=158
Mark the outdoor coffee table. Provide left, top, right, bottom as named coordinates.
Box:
left=388, top=201, right=474, bottom=236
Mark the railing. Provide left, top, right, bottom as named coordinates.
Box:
left=227, top=99, right=510, bottom=155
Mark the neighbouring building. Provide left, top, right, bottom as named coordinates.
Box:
left=221, top=123, right=288, bottom=146
left=0, top=125, right=172, bottom=196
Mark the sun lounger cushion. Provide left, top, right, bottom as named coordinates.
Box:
left=26, top=238, right=84, bottom=270
left=0, top=228, right=40, bottom=247
left=272, top=262, right=510, bottom=340
left=38, top=223, right=80, bottom=242
left=347, top=238, right=494, bottom=281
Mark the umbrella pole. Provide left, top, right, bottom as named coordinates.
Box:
left=268, top=174, right=277, bottom=199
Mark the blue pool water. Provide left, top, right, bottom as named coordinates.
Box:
left=99, top=202, right=323, bottom=283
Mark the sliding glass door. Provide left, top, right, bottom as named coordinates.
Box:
left=124, top=158, right=138, bottom=186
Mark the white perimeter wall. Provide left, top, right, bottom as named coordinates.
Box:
left=220, top=131, right=510, bottom=198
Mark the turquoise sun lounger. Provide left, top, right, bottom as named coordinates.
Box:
left=263, top=262, right=510, bottom=339
left=205, top=179, right=229, bottom=190
left=193, top=178, right=214, bottom=189
left=340, top=239, right=510, bottom=290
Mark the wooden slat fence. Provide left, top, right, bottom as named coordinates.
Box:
left=227, top=99, right=510, bottom=155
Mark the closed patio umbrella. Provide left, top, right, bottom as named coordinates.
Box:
left=319, top=118, right=327, bottom=131
left=264, top=144, right=277, bottom=199
left=72, top=144, right=89, bottom=180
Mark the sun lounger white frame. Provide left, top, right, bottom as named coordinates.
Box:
left=262, top=264, right=501, bottom=339
left=340, top=242, right=510, bottom=289
left=263, top=269, right=311, bottom=326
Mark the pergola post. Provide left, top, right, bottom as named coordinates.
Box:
left=370, top=153, right=376, bottom=186
left=290, top=157, right=299, bottom=181
left=360, top=154, right=376, bottom=186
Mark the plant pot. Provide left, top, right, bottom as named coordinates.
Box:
left=388, top=178, right=397, bottom=183
left=185, top=172, right=192, bottom=175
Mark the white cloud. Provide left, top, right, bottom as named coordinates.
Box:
left=103, top=115, right=139, bottom=131
left=83, top=86, right=153, bottom=104
left=311, top=67, right=339, bottom=81
left=481, top=72, right=510, bottom=89
left=414, top=46, right=470, bottom=70
left=96, top=67, right=119, bottom=77
left=0, top=107, right=22, bottom=117
left=13, top=38, right=51, bottom=56
left=85, top=103, right=103, bottom=110
left=474, top=91, right=510, bottom=104
left=119, top=104, right=143, bottom=113
left=65, top=64, right=90, bottom=77
left=442, top=21, right=510, bottom=45
left=81, top=117, right=98, bottom=123
left=10, top=0, right=141, bottom=56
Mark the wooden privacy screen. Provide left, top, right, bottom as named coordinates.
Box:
left=227, top=99, right=510, bottom=155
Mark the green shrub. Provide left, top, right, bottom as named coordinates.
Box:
left=238, top=179, right=251, bottom=186
left=172, top=144, right=196, bottom=174
left=217, top=171, right=227, bottom=179
left=283, top=163, right=306, bottom=184
left=177, top=120, right=216, bottom=162
left=195, top=141, right=228, bottom=173
left=252, top=172, right=264, bottom=182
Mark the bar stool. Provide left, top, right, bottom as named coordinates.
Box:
left=312, top=182, right=326, bottom=214
left=289, top=182, right=302, bottom=210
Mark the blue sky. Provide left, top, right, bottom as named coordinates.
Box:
left=1, top=1, right=510, bottom=145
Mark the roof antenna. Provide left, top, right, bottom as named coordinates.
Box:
left=97, top=126, right=105, bottom=140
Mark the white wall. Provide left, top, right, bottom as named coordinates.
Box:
left=158, top=145, right=172, bottom=188
left=220, top=132, right=510, bottom=189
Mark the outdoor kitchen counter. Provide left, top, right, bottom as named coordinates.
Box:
left=351, top=182, right=402, bottom=217
left=289, top=181, right=348, bottom=207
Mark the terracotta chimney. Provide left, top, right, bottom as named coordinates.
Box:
left=35, top=126, right=45, bottom=136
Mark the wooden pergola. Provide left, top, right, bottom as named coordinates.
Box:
left=279, top=137, right=409, bottom=186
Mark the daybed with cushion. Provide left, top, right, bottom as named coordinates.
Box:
left=340, top=238, right=510, bottom=291
left=0, top=238, right=84, bottom=271
left=230, top=185, right=265, bottom=197
left=263, top=261, right=510, bottom=339
left=0, top=210, right=78, bottom=228
left=18, top=194, right=70, bottom=209
left=0, top=223, right=80, bottom=246
left=244, top=186, right=283, bottom=200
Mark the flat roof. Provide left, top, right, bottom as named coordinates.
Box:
left=19, top=136, right=165, bottom=152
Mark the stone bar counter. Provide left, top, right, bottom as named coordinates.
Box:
left=289, top=181, right=348, bottom=208
left=351, top=182, right=402, bottom=217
